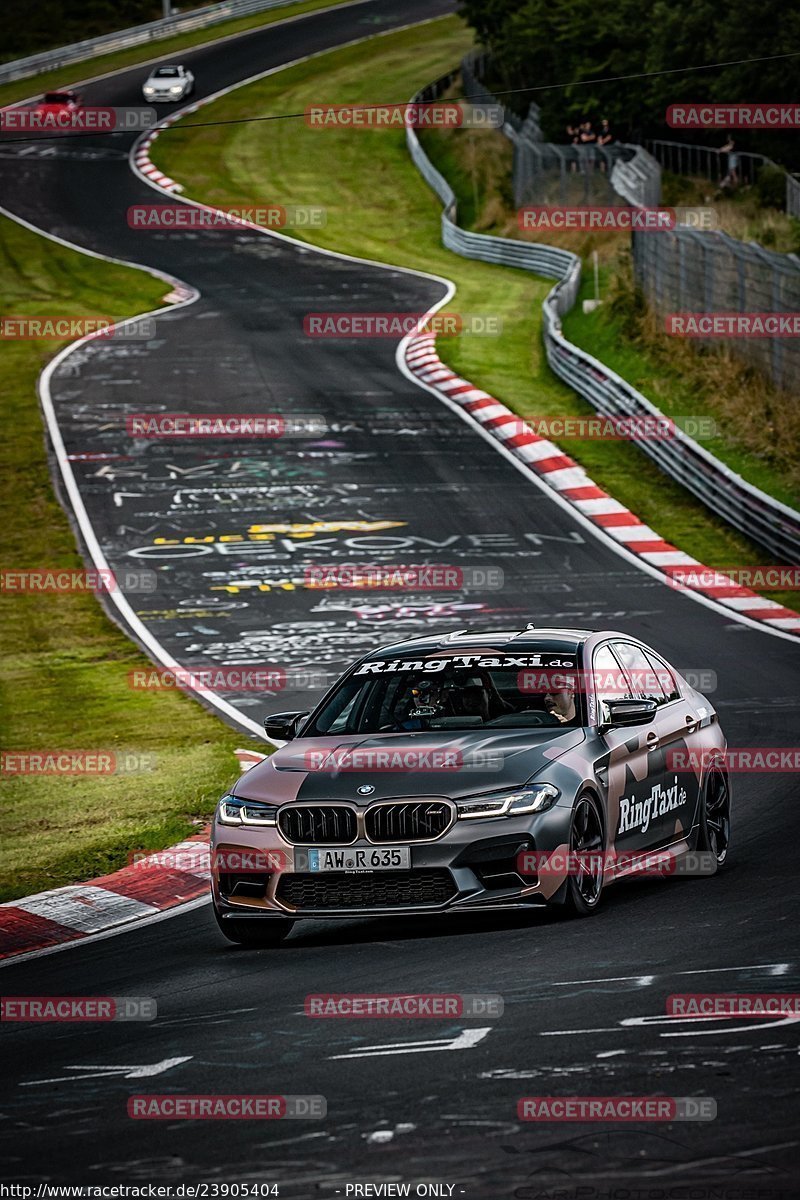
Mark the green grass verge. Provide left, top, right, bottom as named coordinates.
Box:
left=0, top=214, right=243, bottom=902
left=561, top=261, right=799, bottom=510
left=0, top=0, right=357, bottom=108
left=152, top=14, right=800, bottom=613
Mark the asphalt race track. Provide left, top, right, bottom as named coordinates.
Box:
left=0, top=0, right=799, bottom=1194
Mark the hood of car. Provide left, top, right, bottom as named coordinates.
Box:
left=234, top=727, right=586, bottom=804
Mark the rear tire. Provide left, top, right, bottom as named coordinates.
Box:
left=551, top=792, right=605, bottom=917
left=696, top=766, right=731, bottom=871
left=213, top=903, right=294, bottom=946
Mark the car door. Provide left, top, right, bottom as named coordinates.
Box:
left=642, top=646, right=705, bottom=841
left=613, top=640, right=699, bottom=850
left=591, top=641, right=662, bottom=859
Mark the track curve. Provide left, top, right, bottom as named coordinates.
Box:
left=0, top=2, right=799, bottom=1193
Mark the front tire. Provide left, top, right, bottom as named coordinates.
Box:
left=551, top=792, right=605, bottom=917
left=213, top=903, right=294, bottom=946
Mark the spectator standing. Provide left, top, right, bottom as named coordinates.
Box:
left=721, top=137, right=739, bottom=187
left=597, top=118, right=614, bottom=145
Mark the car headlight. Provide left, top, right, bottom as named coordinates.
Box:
left=217, top=795, right=278, bottom=826
left=170, top=85, right=183, bottom=93
left=456, top=784, right=560, bottom=820
left=143, top=86, right=155, bottom=94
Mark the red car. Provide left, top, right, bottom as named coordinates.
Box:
left=35, top=90, right=82, bottom=118
left=31, top=91, right=82, bottom=127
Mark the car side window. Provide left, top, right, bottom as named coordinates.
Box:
left=643, top=648, right=680, bottom=702
left=613, top=641, right=668, bottom=705
left=592, top=643, right=632, bottom=707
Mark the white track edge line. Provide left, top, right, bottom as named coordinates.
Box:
left=0, top=200, right=269, bottom=739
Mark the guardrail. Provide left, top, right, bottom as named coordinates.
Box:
left=411, top=73, right=577, bottom=283
left=0, top=0, right=299, bottom=85
left=407, top=71, right=800, bottom=563
left=788, top=175, right=800, bottom=219
left=610, top=145, right=662, bottom=209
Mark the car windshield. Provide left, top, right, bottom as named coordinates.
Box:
left=43, top=93, right=72, bottom=103
left=154, top=67, right=180, bottom=77
left=306, top=654, right=585, bottom=735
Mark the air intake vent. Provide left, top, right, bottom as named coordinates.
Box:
left=276, top=870, right=456, bottom=910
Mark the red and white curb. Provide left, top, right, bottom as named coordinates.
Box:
left=0, top=831, right=210, bottom=960
left=133, top=106, right=194, bottom=192
left=0, top=750, right=267, bottom=961
left=405, top=332, right=800, bottom=634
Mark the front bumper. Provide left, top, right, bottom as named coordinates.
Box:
left=211, top=808, right=573, bottom=921
left=143, top=90, right=186, bottom=102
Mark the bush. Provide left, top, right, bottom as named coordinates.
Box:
left=755, top=164, right=788, bottom=211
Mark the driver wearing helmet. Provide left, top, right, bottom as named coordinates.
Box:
left=454, top=675, right=491, bottom=721
left=394, top=667, right=510, bottom=728
left=447, top=668, right=513, bottom=721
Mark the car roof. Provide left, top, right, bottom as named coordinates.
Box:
left=359, top=627, right=601, bottom=660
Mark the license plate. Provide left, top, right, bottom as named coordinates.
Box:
left=305, top=846, right=411, bottom=872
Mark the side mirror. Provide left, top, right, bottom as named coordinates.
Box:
left=264, top=711, right=309, bottom=741
left=601, top=698, right=658, bottom=728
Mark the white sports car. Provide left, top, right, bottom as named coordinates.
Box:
left=142, top=64, right=194, bottom=102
